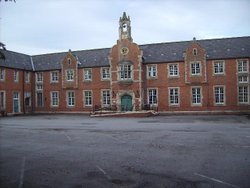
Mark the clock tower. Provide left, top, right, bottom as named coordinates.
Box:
left=119, top=12, right=132, bottom=41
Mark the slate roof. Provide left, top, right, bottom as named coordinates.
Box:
left=1, top=36, right=250, bottom=71
left=0, top=50, right=33, bottom=70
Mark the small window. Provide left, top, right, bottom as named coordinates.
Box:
left=193, top=48, right=197, bottom=56
left=51, top=71, right=59, bottom=83
left=68, top=58, right=71, bottom=65
left=168, top=64, right=179, bottom=77
left=66, top=70, right=74, bottom=81
left=238, top=76, right=248, bottom=83
left=169, top=88, right=179, bottom=106
left=84, top=69, right=92, bottom=81
left=147, top=65, right=157, bottom=78
left=0, top=68, right=5, bottom=81
left=24, top=92, right=31, bottom=107
left=191, top=62, right=201, bottom=75
left=36, top=84, right=43, bottom=91
left=101, top=67, right=110, bottom=80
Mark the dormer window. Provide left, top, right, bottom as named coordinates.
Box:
left=193, top=48, right=197, bottom=56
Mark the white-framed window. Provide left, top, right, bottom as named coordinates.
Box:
left=102, top=90, right=111, bottom=106
left=169, top=87, right=179, bottom=106
left=214, top=86, right=225, bottom=105
left=148, top=89, right=157, bottom=105
left=237, top=59, right=248, bottom=73
left=0, top=68, right=5, bottom=81
left=147, top=65, right=157, bottom=78
left=51, top=91, right=59, bottom=107
left=119, top=64, right=132, bottom=80
left=36, top=72, right=43, bottom=83
left=67, top=91, right=75, bottom=107
left=51, top=71, right=59, bottom=83
left=190, top=62, right=201, bottom=75
left=66, top=69, right=74, bottom=81
left=0, top=91, right=6, bottom=110
left=84, top=90, right=92, bottom=107
left=238, top=86, right=249, bottom=104
left=238, top=75, right=249, bottom=83
left=36, top=84, right=43, bottom=90
left=14, top=70, right=19, bottom=82
left=36, top=92, right=43, bottom=107
left=25, top=72, right=30, bottom=83
left=101, top=67, right=110, bottom=80
left=192, top=87, right=202, bottom=105
left=84, top=69, right=92, bottom=81
left=168, top=64, right=179, bottom=77
left=213, top=60, right=225, bottom=75
left=24, top=92, right=31, bottom=107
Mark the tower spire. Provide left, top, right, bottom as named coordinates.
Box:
left=119, top=12, right=132, bottom=41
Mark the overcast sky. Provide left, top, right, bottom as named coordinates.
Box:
left=0, top=0, right=250, bottom=55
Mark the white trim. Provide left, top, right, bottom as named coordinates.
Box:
left=190, top=61, right=202, bottom=76
left=36, top=72, right=43, bottom=83
left=147, top=64, right=157, bottom=79
left=66, top=91, right=75, bottom=107
left=25, top=71, right=30, bottom=83
left=168, top=87, right=180, bottom=106
left=168, top=63, right=180, bottom=78
left=14, top=70, right=19, bottom=83
left=237, top=59, right=249, bottom=73
left=50, top=91, right=59, bottom=107
left=101, top=67, right=110, bottom=81
left=50, top=71, right=59, bottom=83
left=66, top=69, right=74, bottom=81
left=83, top=68, right=92, bottom=81
left=147, top=88, right=158, bottom=106
left=101, top=89, right=111, bottom=107
left=238, top=85, right=249, bottom=105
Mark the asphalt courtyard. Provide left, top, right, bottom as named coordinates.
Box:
left=0, top=114, right=250, bottom=188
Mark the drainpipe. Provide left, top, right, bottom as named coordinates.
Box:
left=22, top=69, right=25, bottom=114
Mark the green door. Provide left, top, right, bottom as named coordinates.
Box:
left=13, top=92, right=19, bottom=113
left=121, top=95, right=132, bottom=111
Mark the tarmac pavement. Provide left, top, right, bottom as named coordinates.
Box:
left=0, top=114, right=250, bottom=188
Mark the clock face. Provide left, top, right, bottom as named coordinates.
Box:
left=120, top=47, right=129, bottom=55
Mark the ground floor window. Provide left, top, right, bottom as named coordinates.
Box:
left=102, top=90, right=111, bottom=106
left=169, top=88, right=179, bottom=106
left=24, top=92, right=31, bottom=107
left=192, top=87, right=201, bottom=105
left=148, top=89, right=157, bottom=105
left=239, top=86, right=249, bottom=103
left=36, top=92, right=43, bottom=107
left=67, top=91, right=75, bottom=107
left=214, top=86, right=225, bottom=105
left=84, top=91, right=92, bottom=107
left=0, top=91, right=5, bottom=110
left=51, top=91, right=59, bottom=107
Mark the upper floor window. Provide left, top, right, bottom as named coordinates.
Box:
left=14, top=70, right=19, bottom=82
left=213, top=60, right=225, bottom=75
left=193, top=48, right=197, bottom=56
left=36, top=72, right=43, bottom=82
left=238, top=75, right=248, bottom=84
left=214, top=86, right=225, bottom=105
left=192, top=87, right=202, bottom=105
left=25, top=72, right=30, bottom=83
left=168, top=64, right=179, bottom=77
left=84, top=69, right=92, bottom=81
left=51, top=71, right=59, bottom=83
left=237, top=60, right=248, bottom=73
left=148, top=89, right=157, bottom=105
left=101, top=67, right=110, bottom=80
left=119, top=64, right=132, bottom=80
left=66, top=69, right=74, bottom=81
left=191, top=62, right=201, bottom=75
left=0, top=68, right=5, bottom=81
left=169, top=87, right=179, bottom=106
left=147, top=65, right=157, bottom=78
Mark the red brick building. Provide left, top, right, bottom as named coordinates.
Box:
left=0, top=12, right=249, bottom=115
